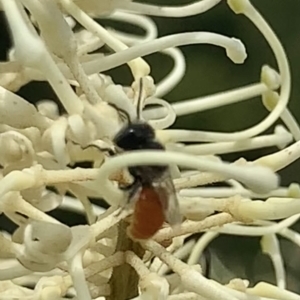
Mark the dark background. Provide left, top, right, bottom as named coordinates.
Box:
left=1, top=0, right=300, bottom=293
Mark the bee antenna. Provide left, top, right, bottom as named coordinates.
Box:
left=108, top=103, right=131, bottom=124
left=136, top=78, right=143, bottom=120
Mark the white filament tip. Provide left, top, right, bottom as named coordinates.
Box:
left=226, top=38, right=247, bottom=64
left=244, top=165, right=280, bottom=194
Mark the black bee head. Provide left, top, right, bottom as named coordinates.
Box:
left=113, top=121, right=155, bottom=150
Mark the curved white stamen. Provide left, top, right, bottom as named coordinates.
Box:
left=67, top=252, right=92, bottom=300
left=179, top=186, right=296, bottom=199
left=96, top=151, right=279, bottom=205
left=263, top=91, right=300, bottom=141
left=226, top=0, right=291, bottom=140
left=107, top=20, right=185, bottom=98
left=3, top=0, right=83, bottom=115
left=77, top=34, right=105, bottom=57
left=145, top=82, right=267, bottom=121
left=278, top=108, right=300, bottom=141
left=187, top=231, right=218, bottom=266
left=118, top=0, right=222, bottom=17
left=107, top=11, right=158, bottom=43
left=172, top=126, right=292, bottom=155
left=155, top=48, right=186, bottom=98
left=60, top=0, right=150, bottom=79
left=50, top=118, right=69, bottom=167
left=219, top=214, right=300, bottom=237
left=83, top=32, right=246, bottom=74
left=247, top=282, right=300, bottom=300
left=145, top=98, right=176, bottom=129
left=261, top=234, right=286, bottom=289
left=0, top=260, right=31, bottom=280
left=254, top=140, right=300, bottom=172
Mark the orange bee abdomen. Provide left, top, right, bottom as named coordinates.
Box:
left=129, top=187, right=165, bottom=240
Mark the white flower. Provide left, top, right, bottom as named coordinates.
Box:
left=0, top=0, right=299, bottom=299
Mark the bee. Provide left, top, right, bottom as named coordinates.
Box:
left=113, top=80, right=181, bottom=240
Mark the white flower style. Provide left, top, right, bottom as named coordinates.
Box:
left=0, top=0, right=299, bottom=299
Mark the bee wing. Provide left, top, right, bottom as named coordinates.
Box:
left=153, top=171, right=182, bottom=226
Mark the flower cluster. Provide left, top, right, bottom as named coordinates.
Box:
left=0, top=0, right=300, bottom=299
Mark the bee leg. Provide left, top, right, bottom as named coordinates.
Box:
left=120, top=179, right=142, bottom=206
left=113, top=180, right=141, bottom=219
